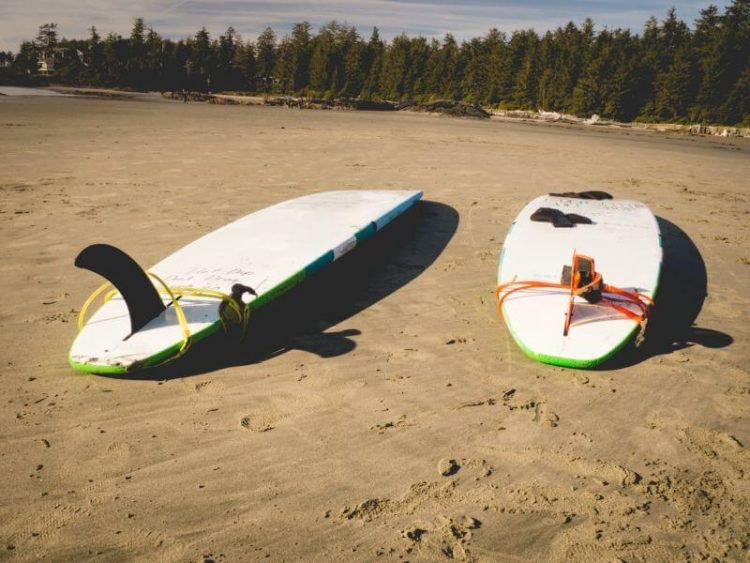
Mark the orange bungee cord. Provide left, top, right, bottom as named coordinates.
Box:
left=496, top=252, right=654, bottom=340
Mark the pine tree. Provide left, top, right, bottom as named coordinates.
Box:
left=188, top=27, right=214, bottom=91
left=362, top=28, right=384, bottom=99
left=342, top=39, right=366, bottom=98
left=235, top=42, right=257, bottom=91
left=511, top=30, right=539, bottom=108
left=718, top=0, right=750, bottom=123
left=256, top=27, right=276, bottom=93
left=653, top=9, right=694, bottom=120
left=127, top=18, right=147, bottom=89
left=290, top=22, right=312, bottom=93
left=215, top=27, right=240, bottom=91
left=381, top=34, right=410, bottom=99
left=274, top=36, right=294, bottom=93
left=37, top=23, right=58, bottom=50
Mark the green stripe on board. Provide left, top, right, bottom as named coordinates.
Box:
left=249, top=270, right=306, bottom=311
left=69, top=320, right=223, bottom=374
left=502, top=310, right=640, bottom=368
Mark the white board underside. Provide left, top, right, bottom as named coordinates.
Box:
left=70, top=190, right=422, bottom=370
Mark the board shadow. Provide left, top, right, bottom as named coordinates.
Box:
left=115, top=200, right=459, bottom=380
left=602, top=216, right=732, bottom=369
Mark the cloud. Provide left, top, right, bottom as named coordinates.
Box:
left=0, top=0, right=707, bottom=52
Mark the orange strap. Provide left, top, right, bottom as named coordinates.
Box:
left=495, top=278, right=653, bottom=336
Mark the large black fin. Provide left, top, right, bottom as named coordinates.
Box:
left=75, top=244, right=166, bottom=334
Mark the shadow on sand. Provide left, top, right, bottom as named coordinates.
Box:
left=603, top=216, right=732, bottom=369
left=109, top=200, right=459, bottom=380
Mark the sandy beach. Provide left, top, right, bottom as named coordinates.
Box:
left=1, top=92, right=748, bottom=561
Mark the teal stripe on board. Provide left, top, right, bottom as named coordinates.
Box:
left=306, top=250, right=335, bottom=275
left=355, top=222, right=377, bottom=242
left=374, top=192, right=422, bottom=230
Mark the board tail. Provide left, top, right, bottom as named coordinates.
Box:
left=75, top=244, right=166, bottom=334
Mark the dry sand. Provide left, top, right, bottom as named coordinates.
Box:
left=1, top=93, right=749, bottom=562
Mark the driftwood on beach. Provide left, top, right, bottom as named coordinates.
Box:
left=162, top=91, right=491, bottom=119
left=398, top=100, right=491, bottom=119
left=161, top=91, right=749, bottom=135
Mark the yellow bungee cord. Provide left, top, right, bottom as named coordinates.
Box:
left=77, top=272, right=249, bottom=368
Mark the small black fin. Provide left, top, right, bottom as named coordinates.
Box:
left=566, top=213, right=593, bottom=224
left=75, top=244, right=166, bottom=334
left=550, top=190, right=613, bottom=200
left=530, top=207, right=574, bottom=228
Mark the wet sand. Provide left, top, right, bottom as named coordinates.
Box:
left=1, top=94, right=749, bottom=561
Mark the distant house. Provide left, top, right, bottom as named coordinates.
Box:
left=37, top=47, right=76, bottom=76
left=37, top=53, right=56, bottom=75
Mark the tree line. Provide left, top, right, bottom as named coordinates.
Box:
left=1, top=2, right=748, bottom=125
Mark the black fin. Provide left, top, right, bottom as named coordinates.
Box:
left=530, top=207, right=574, bottom=228
left=566, top=213, right=593, bottom=224
left=550, top=190, right=613, bottom=200
left=75, top=244, right=166, bottom=334
left=578, top=190, right=613, bottom=200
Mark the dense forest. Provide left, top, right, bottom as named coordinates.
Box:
left=1, top=1, right=748, bottom=125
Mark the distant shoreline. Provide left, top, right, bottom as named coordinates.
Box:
left=3, top=84, right=749, bottom=139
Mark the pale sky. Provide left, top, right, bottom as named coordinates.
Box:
left=0, top=0, right=711, bottom=52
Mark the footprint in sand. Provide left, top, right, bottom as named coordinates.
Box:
left=438, top=458, right=460, bottom=477
left=194, top=380, right=225, bottom=395
left=370, top=414, right=414, bottom=433
left=239, top=415, right=274, bottom=432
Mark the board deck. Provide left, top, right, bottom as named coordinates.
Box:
left=498, top=195, right=662, bottom=368
left=70, top=190, right=422, bottom=373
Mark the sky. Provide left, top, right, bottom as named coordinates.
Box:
left=0, top=0, right=711, bottom=52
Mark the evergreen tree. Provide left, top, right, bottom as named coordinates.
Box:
left=6, top=4, right=748, bottom=124
left=427, top=34, right=462, bottom=99
left=256, top=27, right=276, bottom=92
left=535, top=31, right=557, bottom=110
left=342, top=38, right=367, bottom=98
left=37, top=23, right=58, bottom=51
left=692, top=5, right=726, bottom=121
left=717, top=0, right=750, bottom=123
left=236, top=42, right=257, bottom=91
left=274, top=36, right=295, bottom=93
left=144, top=27, right=164, bottom=90
left=127, top=18, right=147, bottom=89
left=290, top=22, right=312, bottom=92
left=361, top=27, right=384, bottom=99
left=510, top=30, right=540, bottom=108
left=653, top=8, right=695, bottom=119
left=213, top=27, right=242, bottom=91
left=12, top=41, right=40, bottom=78
left=85, top=26, right=103, bottom=85
left=380, top=34, right=410, bottom=98
left=188, top=27, right=214, bottom=91
left=102, top=32, right=128, bottom=86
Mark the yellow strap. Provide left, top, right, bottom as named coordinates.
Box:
left=146, top=271, right=191, bottom=353
left=78, top=280, right=115, bottom=331
left=76, top=272, right=250, bottom=368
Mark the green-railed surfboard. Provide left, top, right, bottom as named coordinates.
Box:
left=70, top=190, right=422, bottom=374
left=497, top=194, right=661, bottom=368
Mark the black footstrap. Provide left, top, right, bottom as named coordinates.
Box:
left=75, top=244, right=166, bottom=334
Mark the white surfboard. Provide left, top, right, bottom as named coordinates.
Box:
left=497, top=195, right=662, bottom=368
left=70, top=190, right=422, bottom=374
